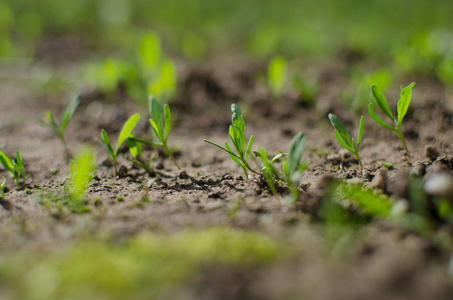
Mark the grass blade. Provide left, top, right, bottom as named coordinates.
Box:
left=100, top=130, right=114, bottom=158
left=204, top=139, right=241, bottom=160
left=149, top=96, right=165, bottom=139
left=334, top=130, right=354, bottom=153
left=61, top=94, right=80, bottom=132
left=371, top=85, right=394, bottom=120
left=116, top=113, right=141, bottom=154
left=397, top=82, right=415, bottom=126
left=0, top=151, right=14, bottom=172
left=286, top=132, right=305, bottom=178
left=164, top=104, right=171, bottom=141
left=245, top=135, right=254, bottom=160
left=225, top=142, right=244, bottom=167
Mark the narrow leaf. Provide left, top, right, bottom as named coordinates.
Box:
left=149, top=96, right=165, bottom=139
left=116, top=113, right=141, bottom=155
left=0, top=151, right=14, bottom=172
left=397, top=82, right=415, bottom=126
left=127, top=137, right=163, bottom=147
left=334, top=130, right=354, bottom=153
left=164, top=104, right=171, bottom=141
left=231, top=104, right=245, bottom=134
left=328, top=114, right=353, bottom=148
left=357, top=116, right=364, bottom=147
left=286, top=132, right=306, bottom=178
left=368, top=103, right=395, bottom=131
left=61, top=94, right=80, bottom=132
left=225, top=142, right=244, bottom=167
left=100, top=130, right=114, bottom=158
left=371, top=85, right=394, bottom=120
left=245, top=135, right=254, bottom=160
left=204, top=140, right=241, bottom=160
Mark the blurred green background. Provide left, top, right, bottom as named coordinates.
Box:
left=2, top=0, right=453, bottom=101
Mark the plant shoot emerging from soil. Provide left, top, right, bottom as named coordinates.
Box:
left=281, top=132, right=307, bottom=202
left=205, top=104, right=260, bottom=180
left=328, top=114, right=364, bottom=172
left=127, top=133, right=157, bottom=175
left=70, top=147, right=96, bottom=208
left=128, top=96, right=180, bottom=170
left=0, top=151, right=26, bottom=188
left=368, top=82, right=416, bottom=158
left=268, top=56, right=288, bottom=99
left=101, top=113, right=141, bottom=177
left=38, top=94, right=80, bottom=159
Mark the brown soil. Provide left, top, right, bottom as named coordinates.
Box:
left=1, top=56, right=453, bottom=299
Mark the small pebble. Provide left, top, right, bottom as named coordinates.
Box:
left=411, top=164, right=426, bottom=177
left=424, top=172, right=453, bottom=197
left=369, top=168, right=388, bottom=191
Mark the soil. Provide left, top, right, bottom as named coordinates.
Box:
left=1, top=56, right=453, bottom=299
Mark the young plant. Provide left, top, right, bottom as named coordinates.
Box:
left=128, top=96, right=180, bottom=169
left=281, top=132, right=307, bottom=202
left=127, top=133, right=157, bottom=175
left=253, top=147, right=284, bottom=195
left=38, top=94, right=80, bottom=158
left=69, top=147, right=96, bottom=209
left=0, top=151, right=26, bottom=188
left=368, top=82, right=416, bottom=158
left=100, top=113, right=141, bottom=177
left=328, top=114, right=364, bottom=172
left=268, top=56, right=288, bottom=98
left=204, top=104, right=260, bottom=180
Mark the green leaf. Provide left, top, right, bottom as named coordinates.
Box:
left=149, top=96, right=165, bottom=139
left=397, top=82, right=415, bottom=126
left=100, top=129, right=114, bottom=158
left=204, top=139, right=241, bottom=160
left=370, top=85, right=394, bottom=120
left=164, top=104, right=171, bottom=141
left=127, top=134, right=142, bottom=158
left=116, top=113, right=141, bottom=155
left=0, top=151, right=14, bottom=172
left=229, top=125, right=244, bottom=158
left=268, top=56, right=287, bottom=96
left=245, top=135, right=254, bottom=160
left=127, top=137, right=162, bottom=147
left=61, top=94, right=80, bottom=132
left=15, top=151, right=25, bottom=178
left=150, top=119, right=162, bottom=141
left=225, top=142, right=244, bottom=168
left=138, top=32, right=161, bottom=70
left=368, top=103, right=395, bottom=131
left=328, top=114, right=352, bottom=148
left=357, top=116, right=364, bottom=148
left=231, top=104, right=245, bottom=134
left=334, top=130, right=354, bottom=153
left=286, top=132, right=306, bottom=178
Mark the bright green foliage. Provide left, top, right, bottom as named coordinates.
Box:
left=147, top=59, right=177, bottom=102
left=268, top=56, right=288, bottom=98
left=70, top=147, right=96, bottom=206
left=253, top=147, right=284, bottom=195
left=137, top=32, right=161, bottom=71
left=369, top=82, right=415, bottom=157
left=38, top=94, right=80, bottom=158
left=205, top=104, right=259, bottom=179
left=128, top=96, right=180, bottom=170
left=0, top=151, right=26, bottom=188
left=0, top=177, right=5, bottom=197
left=127, top=133, right=157, bottom=174
left=328, top=114, right=364, bottom=171
left=100, top=113, right=141, bottom=177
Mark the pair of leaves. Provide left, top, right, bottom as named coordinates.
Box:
left=369, top=82, right=415, bottom=131
left=101, top=114, right=141, bottom=160
left=38, top=95, right=80, bottom=139
left=328, top=114, right=364, bottom=156
left=149, top=96, right=171, bottom=145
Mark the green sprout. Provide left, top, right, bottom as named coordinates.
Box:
left=0, top=177, right=6, bottom=197
left=205, top=104, right=260, bottom=180
left=281, top=132, right=307, bottom=202
left=38, top=94, right=80, bottom=159
left=368, top=82, right=415, bottom=158
left=69, top=147, right=96, bottom=209
left=128, top=96, right=180, bottom=170
left=100, top=113, right=141, bottom=177
left=268, top=56, right=288, bottom=98
left=328, top=114, right=364, bottom=172
left=253, top=147, right=284, bottom=195
left=0, top=151, right=26, bottom=188
left=127, top=133, right=157, bottom=175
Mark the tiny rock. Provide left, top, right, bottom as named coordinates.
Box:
left=369, top=168, right=388, bottom=192
left=424, top=172, right=453, bottom=198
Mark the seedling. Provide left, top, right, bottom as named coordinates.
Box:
left=127, top=133, right=157, bottom=175
left=0, top=151, right=26, bottom=188
left=204, top=104, right=260, bottom=180
left=128, top=96, right=180, bottom=169
left=268, top=56, right=288, bottom=98
left=100, top=113, right=141, bottom=177
left=69, top=147, right=96, bottom=208
left=38, top=94, right=80, bottom=159
left=369, top=83, right=415, bottom=158
left=328, top=114, right=364, bottom=172
left=253, top=147, right=284, bottom=195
